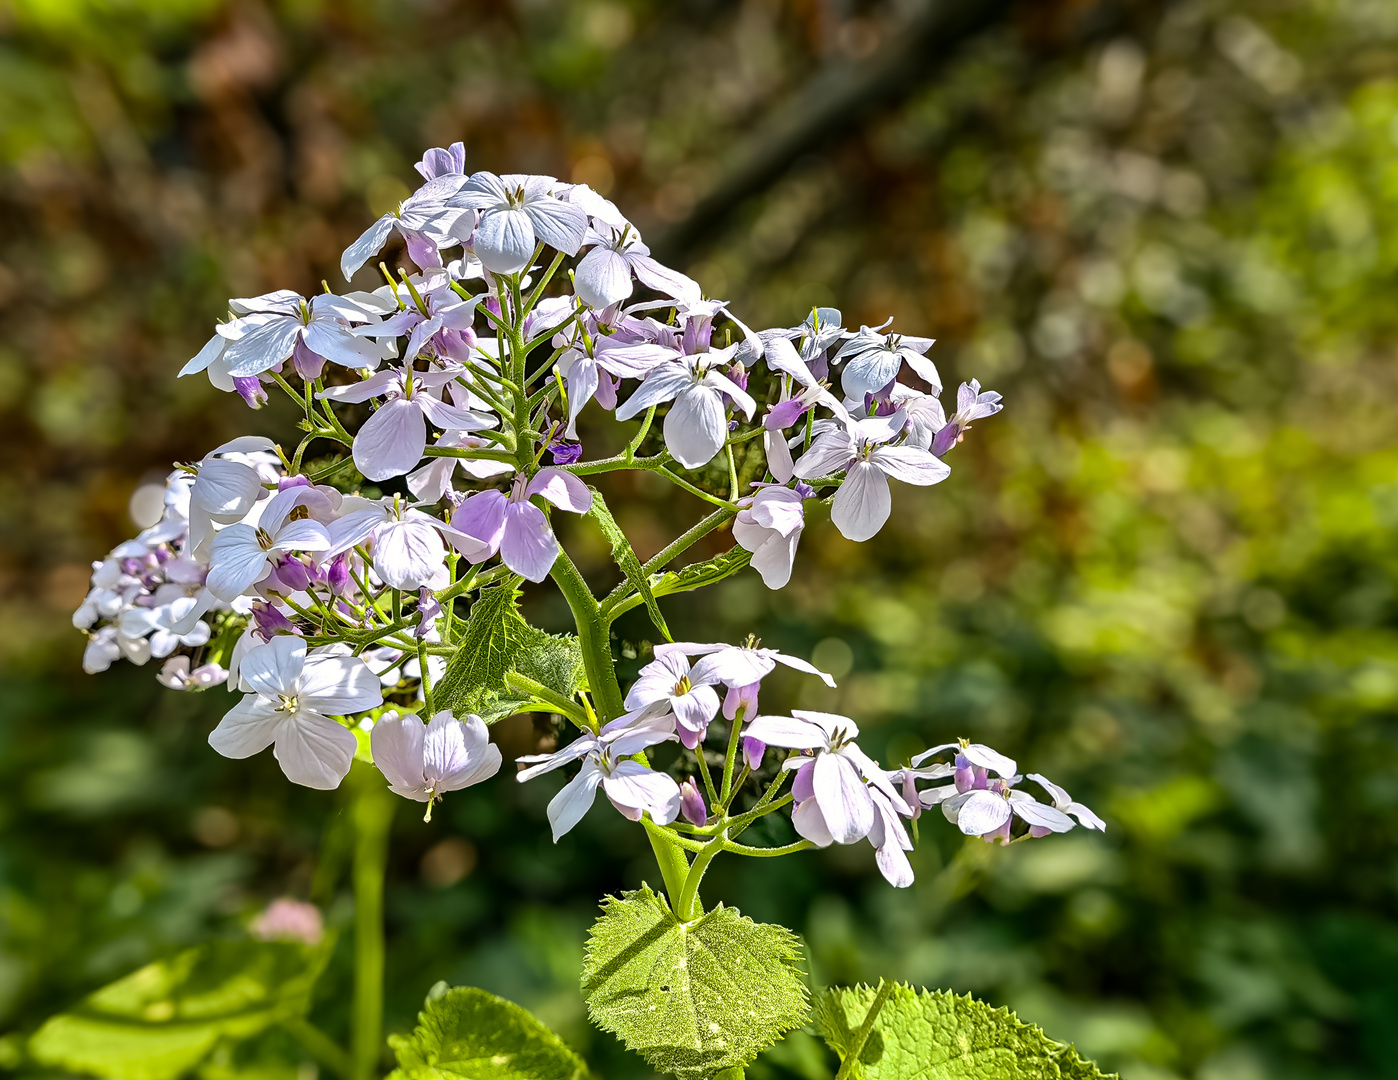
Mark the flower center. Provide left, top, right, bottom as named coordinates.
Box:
left=673, top=676, right=692, bottom=696
left=275, top=694, right=300, bottom=714
left=255, top=527, right=274, bottom=549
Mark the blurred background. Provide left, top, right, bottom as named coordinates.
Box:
left=3, top=0, right=1398, bottom=1077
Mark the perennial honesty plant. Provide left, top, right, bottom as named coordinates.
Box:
left=47, top=146, right=1112, bottom=1080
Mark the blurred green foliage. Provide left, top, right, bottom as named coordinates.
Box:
left=2, top=0, right=1398, bottom=1078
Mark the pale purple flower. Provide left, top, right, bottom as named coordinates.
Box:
left=940, top=779, right=1075, bottom=843
left=556, top=333, right=663, bottom=438
left=1027, top=774, right=1106, bottom=832
left=516, top=714, right=680, bottom=841
left=208, top=637, right=382, bottom=790
left=733, top=484, right=807, bottom=590
left=785, top=757, right=915, bottom=885
left=574, top=221, right=700, bottom=309
left=615, top=347, right=756, bottom=468
left=318, top=367, right=497, bottom=482
left=157, top=656, right=229, bottom=691
left=341, top=174, right=472, bottom=280
left=185, top=291, right=390, bottom=380
left=206, top=486, right=335, bottom=602
left=251, top=899, right=324, bottom=945
left=655, top=640, right=836, bottom=692
left=793, top=412, right=950, bottom=542
left=117, top=596, right=212, bottom=658
left=450, top=468, right=592, bottom=582
left=371, top=710, right=502, bottom=820
left=744, top=711, right=907, bottom=844
left=833, top=322, right=940, bottom=400
left=327, top=495, right=489, bottom=591
left=447, top=173, right=588, bottom=274
left=930, top=380, right=1004, bottom=456
left=407, top=430, right=514, bottom=503
left=415, top=141, right=467, bottom=181
left=625, top=651, right=723, bottom=749
left=352, top=282, right=481, bottom=364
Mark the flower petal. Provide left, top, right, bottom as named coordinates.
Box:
left=546, top=761, right=604, bottom=841
left=500, top=501, right=559, bottom=582
left=354, top=398, right=428, bottom=481
left=830, top=460, right=891, bottom=542
left=812, top=751, right=874, bottom=844
left=663, top=384, right=726, bottom=468
left=273, top=713, right=358, bottom=790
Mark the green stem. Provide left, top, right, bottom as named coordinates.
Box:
left=283, top=1018, right=352, bottom=1078
left=642, top=818, right=693, bottom=913
left=504, top=670, right=590, bottom=729
left=548, top=548, right=625, bottom=720
left=676, top=833, right=726, bottom=920
left=722, top=838, right=812, bottom=858
left=656, top=466, right=741, bottom=510
left=720, top=714, right=744, bottom=803
left=833, top=979, right=895, bottom=1080
left=351, top=766, right=394, bottom=1080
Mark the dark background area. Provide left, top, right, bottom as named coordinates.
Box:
left=3, top=1, right=1398, bottom=1077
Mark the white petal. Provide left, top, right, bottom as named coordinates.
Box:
left=239, top=636, right=306, bottom=698
left=547, top=761, right=604, bottom=841
left=373, top=519, right=445, bottom=590
left=341, top=215, right=397, bottom=281
left=299, top=654, right=384, bottom=716
left=206, top=525, right=272, bottom=601
left=602, top=762, right=681, bottom=825
left=614, top=363, right=690, bottom=421
left=191, top=458, right=264, bottom=522
left=223, top=317, right=303, bottom=378
left=813, top=751, right=875, bottom=844
left=871, top=445, right=951, bottom=487
left=1010, top=797, right=1075, bottom=833
left=953, top=790, right=1013, bottom=836
left=830, top=461, right=891, bottom=543
left=743, top=714, right=827, bottom=749
left=523, top=197, right=588, bottom=256
left=962, top=743, right=1017, bottom=777
left=354, top=398, right=428, bottom=481
left=664, top=385, right=726, bottom=468
left=273, top=713, right=358, bottom=790
left=792, top=430, right=855, bottom=480
left=630, top=255, right=701, bottom=303
left=526, top=468, right=592, bottom=513
left=209, top=695, right=283, bottom=759
left=792, top=798, right=835, bottom=847
left=475, top=209, right=536, bottom=274
left=574, top=247, right=633, bottom=309
left=371, top=713, right=427, bottom=795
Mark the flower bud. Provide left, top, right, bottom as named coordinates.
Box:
left=326, top=552, right=351, bottom=594
left=275, top=556, right=311, bottom=593
left=234, top=376, right=268, bottom=409
left=680, top=778, right=707, bottom=826
left=743, top=736, right=767, bottom=771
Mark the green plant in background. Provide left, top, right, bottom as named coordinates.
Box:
left=25, top=149, right=1114, bottom=1079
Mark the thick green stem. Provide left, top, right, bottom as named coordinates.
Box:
left=351, top=767, right=394, bottom=1080
left=549, top=548, right=625, bottom=721
left=642, top=818, right=693, bottom=913
left=676, top=833, right=725, bottom=920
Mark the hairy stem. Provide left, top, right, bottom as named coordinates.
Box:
left=548, top=548, right=625, bottom=721
left=676, top=833, right=726, bottom=920
left=642, top=818, right=693, bottom=913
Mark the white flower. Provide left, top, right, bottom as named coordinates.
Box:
left=833, top=322, right=939, bottom=400
left=731, top=486, right=809, bottom=590
left=341, top=174, right=471, bottom=280
left=205, top=487, right=334, bottom=602
left=371, top=710, right=501, bottom=819
left=186, top=436, right=280, bottom=558
left=318, top=367, right=497, bottom=482
left=326, top=495, right=489, bottom=591
left=654, top=640, right=836, bottom=690
left=624, top=651, right=723, bottom=749
left=1028, top=774, right=1106, bottom=831
left=208, top=637, right=382, bottom=789
left=792, top=411, right=950, bottom=542
left=615, top=348, right=756, bottom=468
left=156, top=656, right=229, bottom=691
left=516, top=714, right=680, bottom=841
left=744, top=711, right=907, bottom=844
left=447, top=173, right=588, bottom=274
left=574, top=221, right=700, bottom=309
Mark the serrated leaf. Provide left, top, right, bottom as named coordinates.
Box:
left=436, top=583, right=536, bottom=715
left=28, top=940, right=331, bottom=1080
left=812, top=983, right=1116, bottom=1080
left=387, top=986, right=590, bottom=1080
left=580, top=884, right=808, bottom=1080
left=589, top=488, right=671, bottom=641
left=437, top=584, right=587, bottom=723
left=651, top=547, right=752, bottom=600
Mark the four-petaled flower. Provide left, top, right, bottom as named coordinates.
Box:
left=451, top=467, right=593, bottom=582
left=371, top=710, right=502, bottom=819
left=448, top=172, right=588, bottom=274
left=208, top=637, right=382, bottom=790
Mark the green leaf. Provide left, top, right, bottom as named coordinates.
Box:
left=580, top=884, right=809, bottom=1080
left=437, top=582, right=590, bottom=723
left=812, top=983, right=1116, bottom=1080
left=28, top=940, right=331, bottom=1080
left=387, top=986, right=590, bottom=1080
left=651, top=547, right=752, bottom=601
left=588, top=487, right=672, bottom=641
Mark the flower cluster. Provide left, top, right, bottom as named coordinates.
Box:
left=74, top=142, right=1094, bottom=891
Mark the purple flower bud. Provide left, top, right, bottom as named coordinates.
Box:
left=251, top=600, right=296, bottom=640
left=679, top=778, right=707, bottom=826
left=484, top=295, right=503, bottom=320
left=808, top=355, right=829, bottom=382
left=900, top=771, right=922, bottom=821
left=983, top=815, right=1013, bottom=845
left=677, top=723, right=705, bottom=750
left=326, top=552, right=351, bottom=595
left=275, top=556, right=311, bottom=593
left=727, top=419, right=739, bottom=432
left=727, top=362, right=749, bottom=391
left=234, top=376, right=268, bottom=409
left=954, top=753, right=976, bottom=793
left=682, top=314, right=713, bottom=355
left=743, top=736, right=767, bottom=771
left=549, top=441, right=583, bottom=466
left=931, top=422, right=961, bottom=457
left=278, top=475, right=312, bottom=490
left=766, top=397, right=807, bottom=431
left=794, top=481, right=815, bottom=500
